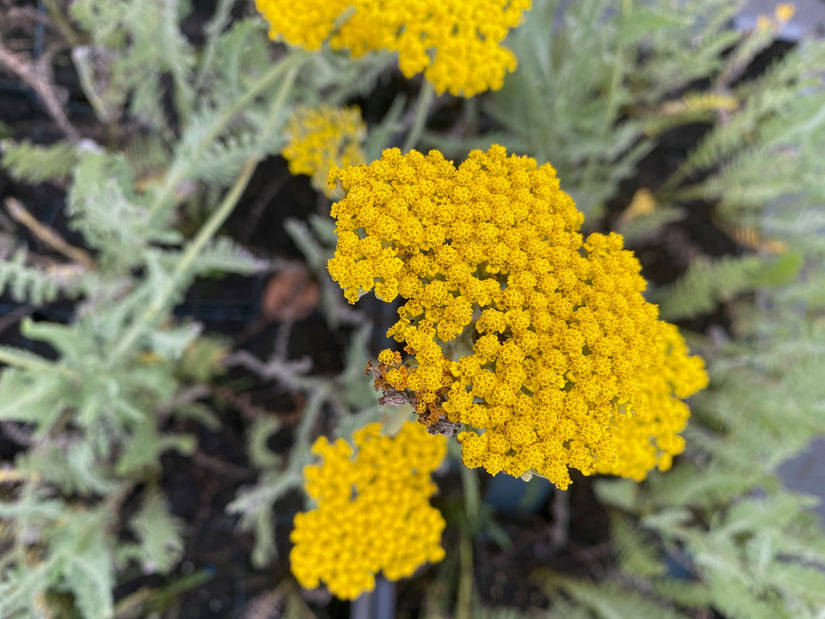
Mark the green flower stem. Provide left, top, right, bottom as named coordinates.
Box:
left=111, top=61, right=301, bottom=363
left=460, top=457, right=482, bottom=534
left=456, top=447, right=480, bottom=619
left=456, top=532, right=474, bottom=619
left=147, top=49, right=307, bottom=226
left=112, top=160, right=256, bottom=362
left=295, top=382, right=330, bottom=449
left=402, top=79, right=435, bottom=153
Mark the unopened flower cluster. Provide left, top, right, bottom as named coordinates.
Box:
left=282, top=105, right=366, bottom=197
left=290, top=421, right=447, bottom=600
left=255, top=0, right=531, bottom=97
left=328, top=145, right=708, bottom=489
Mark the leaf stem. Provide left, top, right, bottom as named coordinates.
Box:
left=147, top=50, right=306, bottom=225
left=111, top=61, right=301, bottom=362
left=402, top=79, right=435, bottom=153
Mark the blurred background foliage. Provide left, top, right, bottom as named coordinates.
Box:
left=0, top=0, right=824, bottom=617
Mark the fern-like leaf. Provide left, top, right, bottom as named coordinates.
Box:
left=0, top=250, right=78, bottom=304
left=129, top=486, right=185, bottom=574
left=537, top=571, right=689, bottom=619
left=655, top=254, right=766, bottom=320
left=1, top=139, right=78, bottom=183
left=610, top=512, right=666, bottom=578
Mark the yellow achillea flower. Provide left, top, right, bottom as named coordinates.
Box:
left=282, top=105, right=366, bottom=197
left=595, top=322, right=709, bottom=481
left=775, top=3, right=795, bottom=23
left=290, top=421, right=447, bottom=600
left=328, top=145, right=708, bottom=489
left=254, top=0, right=531, bottom=97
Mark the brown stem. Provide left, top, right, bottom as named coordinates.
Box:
left=4, top=197, right=95, bottom=269
left=0, top=37, right=79, bottom=142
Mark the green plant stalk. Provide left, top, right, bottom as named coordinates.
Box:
left=147, top=50, right=306, bottom=225
left=111, top=62, right=301, bottom=362
left=460, top=460, right=481, bottom=535
left=111, top=158, right=258, bottom=362
left=456, top=532, right=474, bottom=619
left=402, top=79, right=435, bottom=153
left=456, top=451, right=479, bottom=619
left=0, top=346, right=61, bottom=374
left=295, top=383, right=331, bottom=449
left=150, top=567, right=215, bottom=607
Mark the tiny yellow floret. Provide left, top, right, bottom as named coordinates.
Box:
left=290, top=421, right=447, bottom=600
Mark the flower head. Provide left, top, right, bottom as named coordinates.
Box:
left=328, top=145, right=708, bottom=489
left=283, top=105, right=366, bottom=196
left=290, top=421, right=447, bottom=600
left=255, top=0, right=531, bottom=97
left=775, top=3, right=795, bottom=23
left=595, top=322, right=709, bottom=481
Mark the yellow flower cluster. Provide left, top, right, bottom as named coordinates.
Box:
left=594, top=322, right=709, bottom=481
left=290, top=421, right=447, bottom=600
left=328, top=145, right=708, bottom=489
left=282, top=105, right=366, bottom=197
left=254, top=0, right=531, bottom=97
left=756, top=2, right=795, bottom=31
